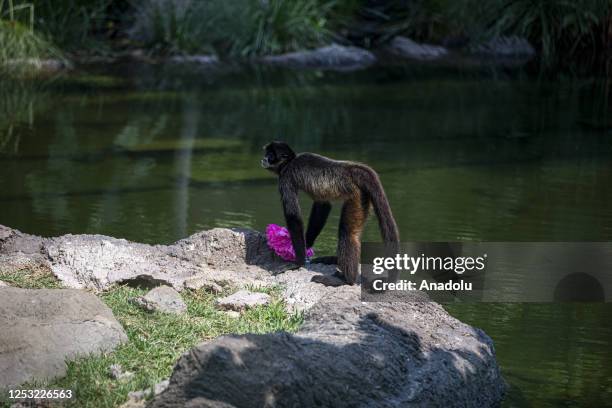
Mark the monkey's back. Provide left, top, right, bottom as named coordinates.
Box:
left=283, top=153, right=366, bottom=201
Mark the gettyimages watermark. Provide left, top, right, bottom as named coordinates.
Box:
left=360, top=242, right=612, bottom=302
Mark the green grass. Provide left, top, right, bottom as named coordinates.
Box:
left=0, top=267, right=63, bottom=288
left=0, top=19, right=60, bottom=64
left=0, top=0, right=64, bottom=71
left=1, top=284, right=303, bottom=408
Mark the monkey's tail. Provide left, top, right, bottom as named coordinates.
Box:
left=355, top=166, right=400, bottom=244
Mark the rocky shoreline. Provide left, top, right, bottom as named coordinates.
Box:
left=0, top=225, right=505, bottom=407
left=4, top=36, right=535, bottom=75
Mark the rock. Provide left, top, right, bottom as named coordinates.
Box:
left=119, top=399, right=146, bottom=408
left=127, top=390, right=148, bottom=403
left=0, top=224, right=14, bottom=241
left=109, top=363, right=123, bottom=379
left=386, top=36, right=448, bottom=60
left=0, top=280, right=8, bottom=287
left=120, top=379, right=169, bottom=408
left=132, top=286, right=187, bottom=315
left=0, top=288, right=127, bottom=389
left=153, top=380, right=170, bottom=395
left=170, top=228, right=279, bottom=269
left=0, top=252, right=54, bottom=279
left=0, top=225, right=418, bottom=311
left=0, top=225, right=357, bottom=311
left=0, top=226, right=279, bottom=291
left=0, top=225, right=505, bottom=406
left=149, top=287, right=505, bottom=408
left=3, top=58, right=71, bottom=73
left=170, top=55, right=219, bottom=65
left=216, top=290, right=271, bottom=311
left=45, top=233, right=200, bottom=291
left=127, top=379, right=169, bottom=402
left=470, top=36, right=536, bottom=58
left=0, top=226, right=46, bottom=254
left=274, top=263, right=346, bottom=312
left=260, top=44, right=376, bottom=71
left=183, top=275, right=223, bottom=293
left=224, top=310, right=241, bottom=319
left=109, top=364, right=135, bottom=381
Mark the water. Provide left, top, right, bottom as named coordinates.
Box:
left=1, top=63, right=611, bottom=406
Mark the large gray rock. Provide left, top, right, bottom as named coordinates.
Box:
left=170, top=228, right=277, bottom=269
left=0, top=226, right=450, bottom=309
left=0, top=226, right=280, bottom=292
left=45, top=233, right=200, bottom=290
left=0, top=288, right=127, bottom=389
left=260, top=44, right=376, bottom=71
left=149, top=287, right=504, bottom=408
left=0, top=225, right=46, bottom=254
left=0, top=225, right=505, bottom=406
left=0, top=225, right=366, bottom=311
left=386, top=36, right=449, bottom=60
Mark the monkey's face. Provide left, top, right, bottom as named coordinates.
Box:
left=261, top=141, right=295, bottom=173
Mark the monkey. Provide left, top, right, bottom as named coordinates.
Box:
left=261, top=141, right=400, bottom=286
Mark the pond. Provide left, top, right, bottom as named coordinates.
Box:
left=1, top=63, right=611, bottom=406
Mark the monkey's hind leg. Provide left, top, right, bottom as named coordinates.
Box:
left=335, top=195, right=369, bottom=285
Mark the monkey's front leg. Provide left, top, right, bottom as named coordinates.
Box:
left=306, top=201, right=332, bottom=248
left=280, top=186, right=306, bottom=267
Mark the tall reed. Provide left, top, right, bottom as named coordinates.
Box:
left=0, top=0, right=60, bottom=65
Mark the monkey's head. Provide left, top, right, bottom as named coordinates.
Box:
left=261, top=141, right=296, bottom=174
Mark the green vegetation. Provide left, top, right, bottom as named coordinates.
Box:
left=483, top=0, right=612, bottom=68
left=0, top=269, right=303, bottom=408
left=0, top=266, right=63, bottom=288
left=1, top=0, right=610, bottom=72
left=334, top=0, right=611, bottom=69
left=0, top=0, right=60, bottom=65
left=46, top=285, right=302, bottom=407
left=0, top=266, right=303, bottom=405
left=29, top=0, right=114, bottom=51
left=129, top=0, right=346, bottom=56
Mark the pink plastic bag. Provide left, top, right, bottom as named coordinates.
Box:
left=266, top=224, right=315, bottom=262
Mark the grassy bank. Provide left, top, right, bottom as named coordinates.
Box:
left=0, top=269, right=303, bottom=408
left=1, top=0, right=610, bottom=74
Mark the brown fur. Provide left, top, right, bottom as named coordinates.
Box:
left=262, top=141, right=399, bottom=285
